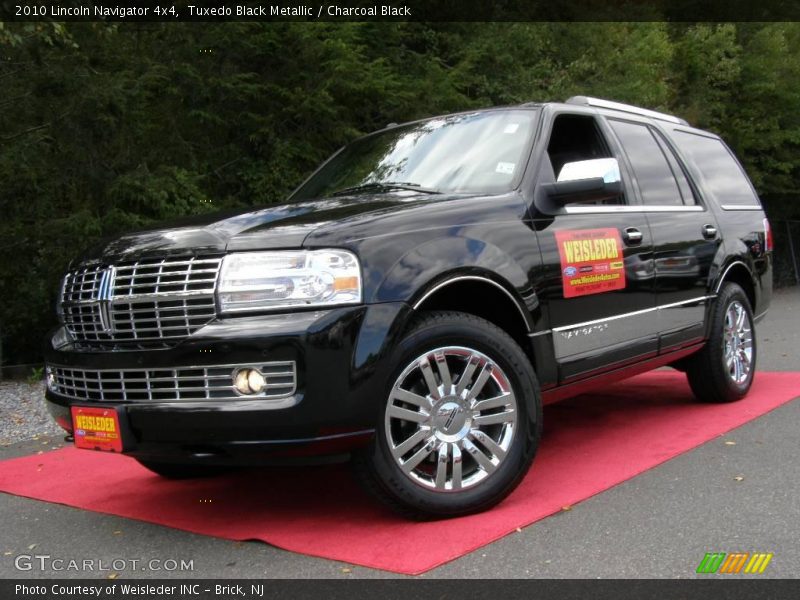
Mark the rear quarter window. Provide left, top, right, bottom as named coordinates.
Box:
left=669, top=130, right=760, bottom=207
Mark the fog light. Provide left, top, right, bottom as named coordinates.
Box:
left=233, top=368, right=267, bottom=395
left=247, top=370, right=266, bottom=394
left=234, top=370, right=250, bottom=394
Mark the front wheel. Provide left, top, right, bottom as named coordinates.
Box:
left=354, top=311, right=541, bottom=519
left=685, top=282, right=757, bottom=403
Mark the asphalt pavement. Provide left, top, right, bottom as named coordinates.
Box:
left=1, top=288, right=798, bottom=579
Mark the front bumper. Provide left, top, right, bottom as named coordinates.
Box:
left=44, top=303, right=411, bottom=463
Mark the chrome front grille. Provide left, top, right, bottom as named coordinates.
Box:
left=112, top=257, right=220, bottom=296
left=110, top=297, right=217, bottom=341
left=60, top=256, right=222, bottom=346
left=48, top=362, right=297, bottom=402
left=62, top=303, right=108, bottom=341
left=62, top=266, right=107, bottom=303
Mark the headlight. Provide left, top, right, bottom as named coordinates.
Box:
left=217, top=250, right=362, bottom=313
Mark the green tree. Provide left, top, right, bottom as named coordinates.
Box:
left=2, top=21, right=800, bottom=364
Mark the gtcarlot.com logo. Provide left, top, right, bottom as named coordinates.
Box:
left=14, top=554, right=194, bottom=573
left=696, top=552, right=773, bottom=574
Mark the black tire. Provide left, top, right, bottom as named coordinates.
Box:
left=685, top=282, right=757, bottom=403
left=135, top=459, right=230, bottom=479
left=353, top=311, right=541, bottom=519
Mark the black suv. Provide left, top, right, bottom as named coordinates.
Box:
left=44, top=97, right=772, bottom=518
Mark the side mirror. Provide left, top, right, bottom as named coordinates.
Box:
left=543, top=158, right=622, bottom=206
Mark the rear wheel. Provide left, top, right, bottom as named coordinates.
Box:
left=354, top=311, right=541, bottom=519
left=135, top=459, right=229, bottom=479
left=685, top=282, right=756, bottom=403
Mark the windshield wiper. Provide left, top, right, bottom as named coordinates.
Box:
left=331, top=181, right=441, bottom=197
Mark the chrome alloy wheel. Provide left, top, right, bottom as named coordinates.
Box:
left=723, top=300, right=753, bottom=385
left=384, top=346, right=518, bottom=492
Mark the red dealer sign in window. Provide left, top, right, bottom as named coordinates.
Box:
left=555, top=228, right=626, bottom=298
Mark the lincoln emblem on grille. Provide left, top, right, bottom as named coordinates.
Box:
left=95, top=266, right=116, bottom=333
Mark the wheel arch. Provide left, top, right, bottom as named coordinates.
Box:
left=411, top=273, right=538, bottom=372
left=714, top=260, right=757, bottom=313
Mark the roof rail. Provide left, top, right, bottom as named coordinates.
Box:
left=566, top=96, right=689, bottom=126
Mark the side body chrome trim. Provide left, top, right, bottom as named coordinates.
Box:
left=552, top=296, right=716, bottom=333
left=412, top=275, right=532, bottom=332
left=528, top=295, right=717, bottom=339
left=528, top=329, right=551, bottom=338
left=719, top=204, right=763, bottom=211
left=549, top=296, right=714, bottom=360
left=564, top=205, right=704, bottom=214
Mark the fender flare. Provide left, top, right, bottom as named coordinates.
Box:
left=373, top=236, right=536, bottom=331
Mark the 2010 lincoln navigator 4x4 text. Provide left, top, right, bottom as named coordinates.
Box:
left=44, top=97, right=772, bottom=518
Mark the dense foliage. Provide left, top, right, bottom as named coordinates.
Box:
left=1, top=22, right=799, bottom=364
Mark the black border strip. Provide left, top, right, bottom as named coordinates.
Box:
left=3, top=579, right=800, bottom=599
left=3, top=0, right=800, bottom=23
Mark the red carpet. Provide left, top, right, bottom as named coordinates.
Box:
left=1, top=370, right=798, bottom=574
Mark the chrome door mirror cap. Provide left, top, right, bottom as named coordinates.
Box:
left=557, top=158, right=621, bottom=184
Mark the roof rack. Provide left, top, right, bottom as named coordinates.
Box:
left=566, top=96, right=688, bottom=126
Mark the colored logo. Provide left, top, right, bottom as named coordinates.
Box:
left=563, top=266, right=577, bottom=277
left=696, top=552, right=773, bottom=574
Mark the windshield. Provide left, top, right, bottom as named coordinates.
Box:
left=291, top=109, right=538, bottom=200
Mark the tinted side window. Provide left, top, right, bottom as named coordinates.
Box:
left=670, top=131, right=760, bottom=206
left=609, top=120, right=683, bottom=206
left=651, top=129, right=696, bottom=205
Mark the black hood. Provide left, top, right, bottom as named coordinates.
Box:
left=75, top=194, right=457, bottom=264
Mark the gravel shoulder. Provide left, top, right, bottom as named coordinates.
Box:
left=0, top=380, right=61, bottom=446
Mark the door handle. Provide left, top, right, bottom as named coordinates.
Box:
left=623, top=227, right=643, bottom=245
left=702, top=224, right=718, bottom=239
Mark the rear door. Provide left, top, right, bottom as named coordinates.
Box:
left=530, top=108, right=657, bottom=382
left=605, top=117, right=721, bottom=351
